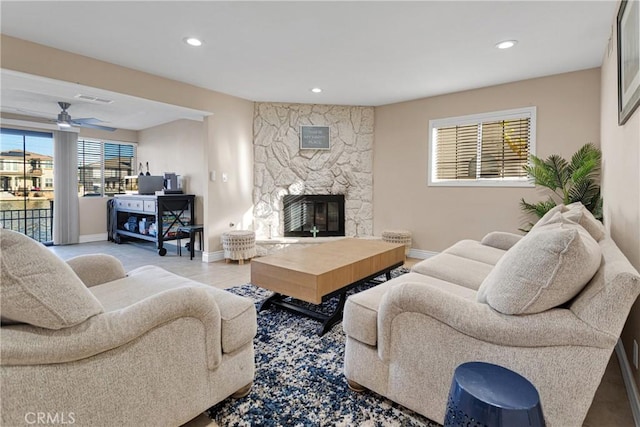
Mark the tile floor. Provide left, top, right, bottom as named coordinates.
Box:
left=48, top=241, right=635, bottom=426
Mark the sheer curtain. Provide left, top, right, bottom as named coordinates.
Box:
left=53, top=130, right=80, bottom=245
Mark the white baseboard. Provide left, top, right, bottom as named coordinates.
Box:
left=200, top=246, right=436, bottom=262
left=616, top=339, right=640, bottom=427
left=408, top=248, right=437, bottom=260
left=202, top=250, right=225, bottom=263
left=79, top=233, right=108, bottom=243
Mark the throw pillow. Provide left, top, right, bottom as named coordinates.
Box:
left=529, top=203, right=565, bottom=232
left=0, top=229, right=104, bottom=329
left=564, top=203, right=605, bottom=242
left=477, top=219, right=601, bottom=314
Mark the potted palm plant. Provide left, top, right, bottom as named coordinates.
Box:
left=520, top=143, right=602, bottom=231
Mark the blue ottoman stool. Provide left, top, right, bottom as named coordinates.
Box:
left=444, top=362, right=545, bottom=427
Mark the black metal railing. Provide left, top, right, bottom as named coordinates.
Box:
left=0, top=200, right=53, bottom=243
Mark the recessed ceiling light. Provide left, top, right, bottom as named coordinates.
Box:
left=184, top=37, right=203, bottom=47
left=311, top=88, right=322, bottom=93
left=496, top=40, right=518, bottom=49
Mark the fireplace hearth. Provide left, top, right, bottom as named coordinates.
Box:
left=283, top=195, right=345, bottom=237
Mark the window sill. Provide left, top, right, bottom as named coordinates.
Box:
left=428, top=180, right=534, bottom=188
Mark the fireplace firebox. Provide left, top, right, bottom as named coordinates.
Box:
left=283, top=195, right=345, bottom=237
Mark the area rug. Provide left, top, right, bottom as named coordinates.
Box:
left=207, top=267, right=440, bottom=427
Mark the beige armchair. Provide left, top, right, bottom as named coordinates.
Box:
left=1, top=229, right=257, bottom=427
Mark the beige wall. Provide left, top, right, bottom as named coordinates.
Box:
left=138, top=119, right=206, bottom=226
left=373, top=68, right=602, bottom=252
left=600, top=14, right=640, bottom=388
left=138, top=111, right=256, bottom=253
left=78, top=127, right=138, bottom=144
left=203, top=101, right=255, bottom=252
left=78, top=197, right=108, bottom=238
left=1, top=35, right=255, bottom=254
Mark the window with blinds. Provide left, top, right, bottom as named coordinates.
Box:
left=428, top=107, right=536, bottom=187
left=77, top=140, right=136, bottom=196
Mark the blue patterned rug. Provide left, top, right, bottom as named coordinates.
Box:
left=207, top=267, right=440, bottom=427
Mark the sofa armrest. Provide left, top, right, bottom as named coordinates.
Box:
left=1, top=287, right=223, bottom=370
left=377, top=281, right=616, bottom=362
left=480, top=231, right=523, bottom=250
left=66, top=254, right=127, bottom=287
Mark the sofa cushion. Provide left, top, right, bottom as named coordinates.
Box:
left=0, top=229, right=104, bottom=329
left=89, top=265, right=256, bottom=354
left=444, top=240, right=506, bottom=266
left=480, top=231, right=523, bottom=251
left=540, top=204, right=605, bottom=242
left=343, top=272, right=476, bottom=346
left=478, top=218, right=601, bottom=314
left=564, top=202, right=605, bottom=242
left=411, top=253, right=494, bottom=291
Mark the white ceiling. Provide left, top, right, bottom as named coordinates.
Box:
left=0, top=1, right=618, bottom=131
left=1, top=70, right=211, bottom=131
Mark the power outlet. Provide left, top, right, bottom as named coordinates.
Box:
left=634, top=340, right=638, bottom=370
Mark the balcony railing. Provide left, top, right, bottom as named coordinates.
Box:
left=0, top=200, right=53, bottom=243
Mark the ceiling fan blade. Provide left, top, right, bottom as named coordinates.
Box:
left=74, top=122, right=117, bottom=132
left=14, top=102, right=117, bottom=132
left=71, top=117, right=104, bottom=125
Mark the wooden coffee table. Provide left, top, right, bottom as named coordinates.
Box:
left=250, top=238, right=405, bottom=335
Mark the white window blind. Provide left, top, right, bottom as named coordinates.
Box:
left=428, top=107, right=536, bottom=187
left=77, top=140, right=136, bottom=196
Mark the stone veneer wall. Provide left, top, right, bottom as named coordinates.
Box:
left=253, top=103, right=374, bottom=239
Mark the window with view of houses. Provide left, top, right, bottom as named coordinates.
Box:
left=0, top=128, right=55, bottom=242
left=77, top=140, right=136, bottom=196
left=428, top=107, right=536, bottom=187
left=0, top=128, right=137, bottom=242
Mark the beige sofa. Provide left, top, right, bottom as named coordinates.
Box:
left=1, top=229, right=257, bottom=427
left=343, top=204, right=640, bottom=427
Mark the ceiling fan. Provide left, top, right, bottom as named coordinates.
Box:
left=55, top=101, right=116, bottom=132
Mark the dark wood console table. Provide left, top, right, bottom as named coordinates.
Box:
left=111, top=194, right=195, bottom=256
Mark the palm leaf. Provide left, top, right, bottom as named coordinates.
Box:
left=520, top=143, right=603, bottom=229
left=570, top=157, right=599, bottom=184
left=569, top=143, right=601, bottom=174
left=590, top=196, right=604, bottom=220
left=519, top=198, right=557, bottom=219
left=569, top=144, right=600, bottom=183
left=524, top=155, right=566, bottom=195
left=568, top=180, right=600, bottom=204
left=575, top=185, right=603, bottom=220
left=547, top=155, right=569, bottom=182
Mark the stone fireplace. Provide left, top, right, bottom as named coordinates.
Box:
left=283, top=195, right=345, bottom=237
left=253, top=103, right=374, bottom=239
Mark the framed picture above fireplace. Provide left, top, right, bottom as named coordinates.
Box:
left=300, top=126, right=330, bottom=150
